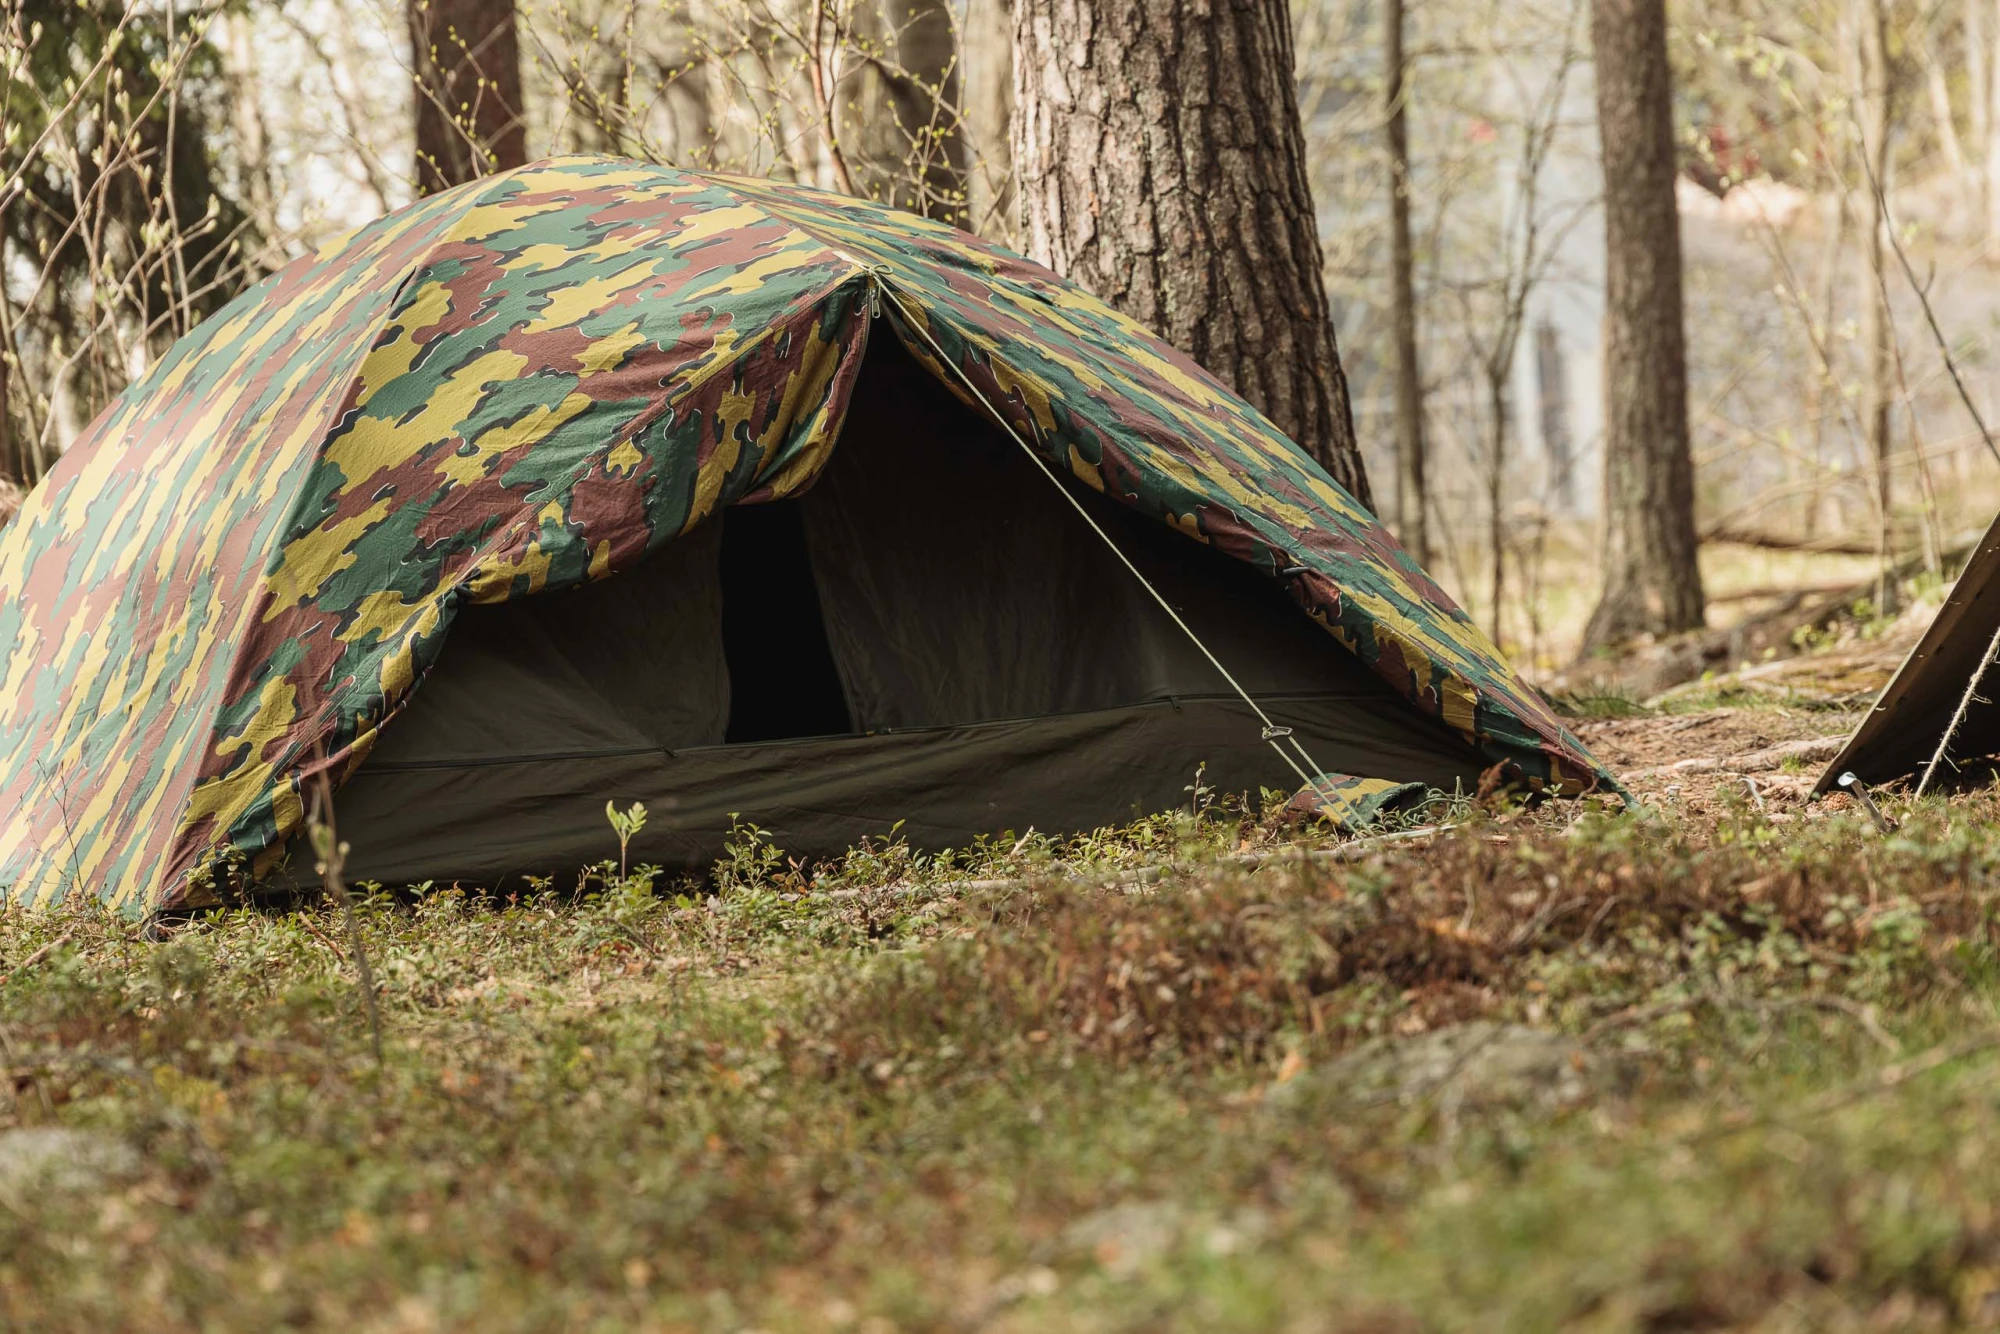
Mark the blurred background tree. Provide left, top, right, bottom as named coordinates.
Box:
left=7, top=0, right=2000, bottom=691
left=410, top=0, right=528, bottom=191
left=1582, top=0, right=1705, bottom=649
left=0, top=0, right=255, bottom=485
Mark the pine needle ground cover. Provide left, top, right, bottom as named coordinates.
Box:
left=7, top=763, right=2000, bottom=1331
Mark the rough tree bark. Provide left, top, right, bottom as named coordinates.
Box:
left=1579, top=0, right=1705, bottom=650
left=1383, top=0, right=1427, bottom=563
left=1010, top=0, right=1374, bottom=507
left=409, top=0, right=527, bottom=195
left=841, top=0, right=969, bottom=225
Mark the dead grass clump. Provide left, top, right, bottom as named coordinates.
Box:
left=789, top=876, right=1363, bottom=1071
left=789, top=804, right=2000, bottom=1072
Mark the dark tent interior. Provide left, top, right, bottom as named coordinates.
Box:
left=296, top=333, right=1492, bottom=887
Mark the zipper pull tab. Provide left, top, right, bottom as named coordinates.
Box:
left=867, top=274, right=883, bottom=320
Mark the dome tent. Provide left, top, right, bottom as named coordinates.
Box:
left=0, top=157, right=1611, bottom=914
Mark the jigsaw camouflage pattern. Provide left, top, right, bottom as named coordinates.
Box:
left=0, top=156, right=1612, bottom=914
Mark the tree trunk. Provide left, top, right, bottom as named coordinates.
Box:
left=658, top=55, right=717, bottom=168
left=1919, top=25, right=1966, bottom=185
left=841, top=0, right=969, bottom=225
left=1486, top=372, right=1508, bottom=635
left=0, top=348, right=15, bottom=486
left=1801, top=200, right=1849, bottom=541
left=1853, top=0, right=1895, bottom=582
left=1010, top=0, right=1374, bottom=507
left=1579, top=0, right=1705, bottom=651
left=964, top=0, right=1015, bottom=237
left=1973, top=0, right=1993, bottom=236
left=1989, top=0, right=2000, bottom=251
left=1383, top=0, right=1427, bottom=563
left=409, top=0, right=527, bottom=195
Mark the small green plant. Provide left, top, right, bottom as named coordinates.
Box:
left=716, top=814, right=786, bottom=894
left=605, top=800, right=648, bottom=881
left=1545, top=688, right=1655, bottom=719
left=1184, top=761, right=1213, bottom=815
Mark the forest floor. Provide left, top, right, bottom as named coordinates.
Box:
left=12, top=626, right=2000, bottom=1332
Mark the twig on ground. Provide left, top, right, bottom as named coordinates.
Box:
left=1697, top=1028, right=2000, bottom=1143
left=0, top=929, right=75, bottom=986
left=1585, top=988, right=1900, bottom=1056
left=820, top=825, right=1455, bottom=902
left=294, top=914, right=345, bottom=958
left=1763, top=994, right=1902, bottom=1055
left=1504, top=894, right=1588, bottom=950
left=1582, top=994, right=1705, bottom=1043
left=305, top=753, right=383, bottom=1066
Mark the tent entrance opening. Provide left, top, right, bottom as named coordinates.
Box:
left=719, top=500, right=853, bottom=744
left=304, top=332, right=1497, bottom=887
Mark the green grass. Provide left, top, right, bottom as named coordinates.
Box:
left=9, top=788, right=2000, bottom=1330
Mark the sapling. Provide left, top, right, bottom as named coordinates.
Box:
left=606, top=800, right=648, bottom=882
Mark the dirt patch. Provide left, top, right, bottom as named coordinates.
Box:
left=1552, top=567, right=1941, bottom=702
left=1575, top=707, right=1868, bottom=819
left=1565, top=615, right=1918, bottom=804
left=1577, top=708, right=1858, bottom=775
left=1643, top=618, right=1924, bottom=710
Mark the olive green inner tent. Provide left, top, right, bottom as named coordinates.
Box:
left=296, top=335, right=1490, bottom=886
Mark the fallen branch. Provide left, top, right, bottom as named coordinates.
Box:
left=0, top=929, right=75, bottom=986
left=821, top=825, right=1454, bottom=902
left=1701, top=526, right=1887, bottom=556
left=1580, top=528, right=1984, bottom=699
left=1707, top=582, right=1865, bottom=605
left=1761, top=993, right=1901, bottom=1055
left=1585, top=979, right=1902, bottom=1055
left=294, top=914, right=346, bottom=958
left=1582, top=994, right=1703, bottom=1043
left=1694, top=1027, right=2000, bottom=1144
left=1625, top=735, right=1844, bottom=780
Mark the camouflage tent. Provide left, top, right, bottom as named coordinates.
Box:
left=0, top=157, right=1612, bottom=914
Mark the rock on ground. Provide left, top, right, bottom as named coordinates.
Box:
left=1278, top=1021, right=1614, bottom=1116
left=0, top=1127, right=141, bottom=1199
